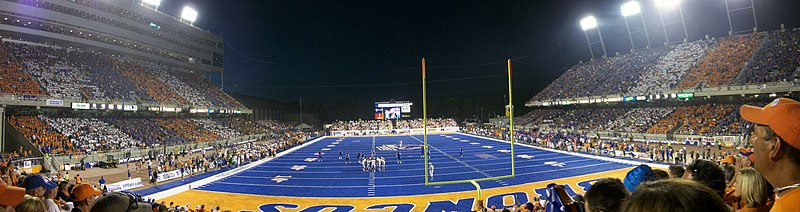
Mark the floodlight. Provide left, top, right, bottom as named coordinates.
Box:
left=142, top=0, right=161, bottom=7
left=621, top=1, right=642, bottom=17
left=654, top=0, right=681, bottom=8
left=181, top=6, right=198, bottom=23
left=580, top=16, right=597, bottom=31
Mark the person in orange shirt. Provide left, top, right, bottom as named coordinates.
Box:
left=740, top=98, right=800, bottom=211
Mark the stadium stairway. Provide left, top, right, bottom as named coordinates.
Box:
left=667, top=122, right=684, bottom=135
left=734, top=32, right=772, bottom=84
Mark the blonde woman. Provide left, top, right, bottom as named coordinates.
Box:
left=734, top=168, right=774, bottom=212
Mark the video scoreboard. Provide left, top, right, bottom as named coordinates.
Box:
left=374, top=101, right=412, bottom=120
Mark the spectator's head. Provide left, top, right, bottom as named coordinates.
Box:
left=720, top=155, right=735, bottom=165
left=683, top=159, right=726, bottom=198
left=667, top=165, right=685, bottom=179
left=621, top=179, right=728, bottom=212
left=90, top=192, right=152, bottom=212
left=71, top=183, right=102, bottom=211
left=0, top=177, right=25, bottom=208
left=734, top=167, right=774, bottom=208
left=584, top=178, right=628, bottom=212
left=721, top=164, right=735, bottom=183
left=14, top=195, right=45, bottom=212
left=740, top=98, right=800, bottom=190
left=652, top=170, right=669, bottom=181
left=623, top=165, right=653, bottom=192
left=22, top=175, right=55, bottom=198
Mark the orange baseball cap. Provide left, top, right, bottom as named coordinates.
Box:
left=740, top=98, right=800, bottom=149
left=71, top=183, right=102, bottom=202
left=0, top=177, right=25, bottom=206
left=720, top=155, right=735, bottom=165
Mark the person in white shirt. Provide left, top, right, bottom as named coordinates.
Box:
left=429, top=162, right=435, bottom=179
left=44, top=186, right=60, bottom=212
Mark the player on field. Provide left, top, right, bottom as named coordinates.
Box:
left=459, top=147, right=463, bottom=157
left=396, top=151, right=402, bottom=164
left=429, top=162, right=435, bottom=180
left=345, top=152, right=350, bottom=164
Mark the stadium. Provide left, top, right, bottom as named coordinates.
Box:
left=0, top=0, right=799, bottom=212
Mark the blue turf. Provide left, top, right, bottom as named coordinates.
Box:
left=194, top=134, right=633, bottom=197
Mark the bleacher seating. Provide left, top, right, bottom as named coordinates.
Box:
left=532, top=47, right=669, bottom=101
left=738, top=30, right=800, bottom=84
left=630, top=40, right=713, bottom=93
left=0, top=43, right=46, bottom=96
left=676, top=33, right=764, bottom=89
left=41, top=116, right=140, bottom=153
left=0, top=41, right=244, bottom=108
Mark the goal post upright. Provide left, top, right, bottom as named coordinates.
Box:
left=421, top=58, right=516, bottom=186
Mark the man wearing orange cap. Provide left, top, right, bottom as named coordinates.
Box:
left=70, top=183, right=102, bottom=212
left=0, top=177, right=25, bottom=212
left=740, top=97, right=800, bottom=211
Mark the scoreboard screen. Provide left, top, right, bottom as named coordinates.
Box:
left=374, top=101, right=412, bottom=120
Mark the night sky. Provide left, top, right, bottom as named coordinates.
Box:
left=153, top=0, right=800, bottom=120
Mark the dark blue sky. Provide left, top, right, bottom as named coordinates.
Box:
left=155, top=0, right=799, bottom=112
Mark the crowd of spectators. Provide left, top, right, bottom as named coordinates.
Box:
left=41, top=117, right=140, bottom=153
left=214, top=117, right=270, bottom=135
left=395, top=118, right=458, bottom=129
left=514, top=109, right=562, bottom=127
left=156, top=118, right=220, bottom=144
left=629, top=40, right=713, bottom=94
left=8, top=115, right=74, bottom=154
left=149, top=66, right=212, bottom=107
left=168, top=70, right=243, bottom=108
left=192, top=118, right=243, bottom=139
left=738, top=29, right=800, bottom=84
left=676, top=33, right=764, bottom=89
left=0, top=41, right=244, bottom=108
left=604, top=107, right=675, bottom=133
left=115, top=60, right=189, bottom=105
left=82, top=55, right=155, bottom=103
left=647, top=104, right=737, bottom=135
left=7, top=42, right=94, bottom=100
left=329, top=120, right=393, bottom=131
left=103, top=117, right=189, bottom=148
left=0, top=42, right=47, bottom=96
left=532, top=47, right=668, bottom=101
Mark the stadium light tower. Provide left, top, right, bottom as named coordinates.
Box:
left=142, top=0, right=161, bottom=10
left=181, top=6, right=198, bottom=26
left=621, top=1, right=651, bottom=50
left=723, top=0, right=758, bottom=35
left=654, top=0, right=688, bottom=45
left=580, top=16, right=607, bottom=58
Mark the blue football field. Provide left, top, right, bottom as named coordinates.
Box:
left=194, top=133, right=633, bottom=197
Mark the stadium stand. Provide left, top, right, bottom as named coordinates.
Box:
left=676, top=33, right=764, bottom=89
left=531, top=47, right=669, bottom=101
left=192, top=118, right=243, bottom=139
left=41, top=116, right=141, bottom=153
left=737, top=29, right=800, bottom=84
left=0, top=42, right=47, bottom=96
left=329, top=120, right=393, bottom=131
left=156, top=118, right=220, bottom=144
left=0, top=40, right=242, bottom=108
left=605, top=107, right=676, bottom=133
left=629, top=40, right=714, bottom=94
left=8, top=115, right=73, bottom=154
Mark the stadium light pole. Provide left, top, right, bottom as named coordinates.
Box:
left=723, top=0, right=758, bottom=35
left=621, top=1, right=651, bottom=50
left=181, top=6, right=198, bottom=26
left=580, top=16, right=606, bottom=58
left=654, top=0, right=688, bottom=45
left=142, top=0, right=161, bottom=11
